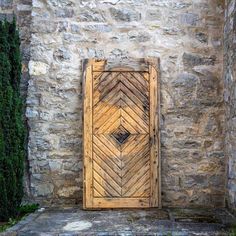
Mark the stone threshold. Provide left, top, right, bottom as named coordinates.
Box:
left=1, top=207, right=235, bottom=236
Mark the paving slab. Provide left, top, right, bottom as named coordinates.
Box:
left=2, top=207, right=236, bottom=236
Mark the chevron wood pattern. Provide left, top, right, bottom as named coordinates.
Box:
left=83, top=59, right=160, bottom=209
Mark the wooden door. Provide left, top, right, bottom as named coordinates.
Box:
left=83, top=58, right=160, bottom=208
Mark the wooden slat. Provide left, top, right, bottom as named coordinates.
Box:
left=122, top=145, right=149, bottom=177
left=92, top=198, right=150, bottom=208
left=95, top=109, right=120, bottom=134
left=93, top=152, right=122, bottom=184
left=121, top=109, right=147, bottom=134
left=83, top=62, right=93, bottom=208
left=93, top=143, right=121, bottom=176
left=120, top=83, right=149, bottom=112
left=122, top=162, right=150, bottom=195
left=95, top=72, right=120, bottom=91
left=93, top=73, right=120, bottom=106
left=121, top=135, right=147, bottom=158
left=93, top=169, right=121, bottom=197
left=129, top=72, right=149, bottom=88
left=94, top=178, right=111, bottom=197
left=121, top=91, right=149, bottom=124
left=93, top=161, right=121, bottom=196
left=95, top=135, right=120, bottom=157
left=93, top=83, right=121, bottom=122
left=123, top=171, right=150, bottom=197
left=120, top=100, right=149, bottom=132
left=120, top=74, right=149, bottom=103
left=121, top=72, right=149, bottom=98
left=93, top=135, right=122, bottom=168
left=149, top=62, right=159, bottom=207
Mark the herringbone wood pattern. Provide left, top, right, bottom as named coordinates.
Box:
left=92, top=72, right=150, bottom=198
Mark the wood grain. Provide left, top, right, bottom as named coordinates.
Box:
left=83, top=58, right=160, bottom=209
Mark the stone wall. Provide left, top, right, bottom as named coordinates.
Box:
left=25, top=0, right=226, bottom=207
left=224, top=0, right=236, bottom=212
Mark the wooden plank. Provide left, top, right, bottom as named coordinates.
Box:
left=120, top=83, right=149, bottom=112
left=122, top=145, right=149, bottom=178
left=122, top=135, right=147, bottom=158
left=122, top=162, right=150, bottom=195
left=123, top=171, right=150, bottom=197
left=93, top=135, right=122, bottom=168
left=93, top=73, right=120, bottom=106
left=121, top=72, right=149, bottom=97
left=93, top=170, right=121, bottom=197
left=93, top=143, right=121, bottom=176
left=121, top=91, right=149, bottom=123
left=93, top=72, right=110, bottom=89
left=129, top=72, right=149, bottom=87
left=120, top=75, right=149, bottom=105
left=95, top=135, right=120, bottom=157
left=95, top=109, right=120, bottom=134
left=93, top=83, right=121, bottom=122
left=93, top=178, right=111, bottom=197
left=120, top=100, right=149, bottom=132
left=93, top=161, right=122, bottom=196
left=83, top=61, right=93, bottom=209
left=149, top=62, right=159, bottom=207
left=92, top=198, right=150, bottom=208
left=121, top=109, right=146, bottom=134
left=95, top=72, right=120, bottom=91
left=93, top=152, right=122, bottom=184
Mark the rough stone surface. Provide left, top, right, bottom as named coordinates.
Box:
left=4, top=207, right=236, bottom=235
left=224, top=0, right=236, bottom=214
left=1, top=0, right=227, bottom=207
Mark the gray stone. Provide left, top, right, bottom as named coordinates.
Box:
left=53, top=48, right=71, bottom=61
left=78, top=9, right=105, bottom=22
left=183, top=53, right=216, bottom=67
left=109, top=7, right=141, bottom=22
left=146, top=10, right=162, bottom=21
left=0, top=13, right=13, bottom=21
left=128, top=31, right=150, bottom=42
left=196, top=32, right=208, bottom=43
left=173, top=72, right=198, bottom=88
left=0, top=0, right=12, bottom=8
left=33, top=183, right=54, bottom=197
left=5, top=207, right=235, bottom=235
left=180, top=13, right=199, bottom=26
left=55, top=8, right=74, bottom=18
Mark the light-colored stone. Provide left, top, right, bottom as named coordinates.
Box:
left=29, top=61, right=49, bottom=76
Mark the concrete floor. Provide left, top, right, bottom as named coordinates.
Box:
left=3, top=207, right=236, bottom=236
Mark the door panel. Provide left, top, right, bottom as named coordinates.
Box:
left=83, top=59, right=160, bottom=208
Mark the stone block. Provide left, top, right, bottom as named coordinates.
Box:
left=0, top=0, right=12, bottom=8
left=29, top=61, right=49, bottom=76
left=179, top=13, right=199, bottom=26
left=183, top=53, right=216, bottom=67
left=109, top=7, right=141, bottom=22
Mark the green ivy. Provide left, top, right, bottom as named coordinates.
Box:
left=0, top=18, right=26, bottom=221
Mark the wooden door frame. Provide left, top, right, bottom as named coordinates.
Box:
left=82, top=58, right=161, bottom=209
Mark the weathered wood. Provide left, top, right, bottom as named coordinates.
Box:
left=83, top=61, right=93, bottom=208
left=149, top=62, right=159, bottom=207
left=92, top=198, right=150, bottom=208
left=83, top=58, right=160, bottom=209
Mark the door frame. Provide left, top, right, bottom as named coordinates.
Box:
left=82, top=58, right=161, bottom=209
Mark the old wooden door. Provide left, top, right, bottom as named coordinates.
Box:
left=83, top=59, right=160, bottom=208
